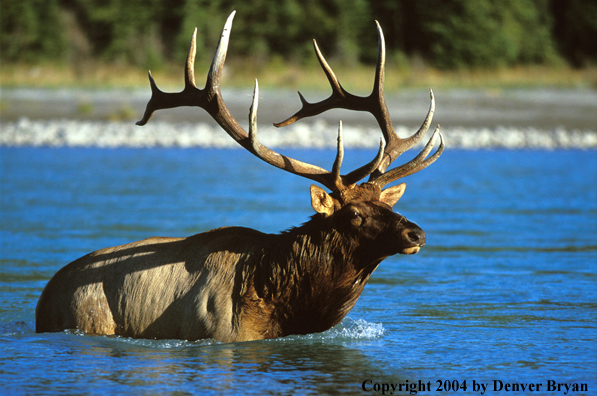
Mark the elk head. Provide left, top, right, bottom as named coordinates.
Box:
left=136, top=11, right=444, bottom=257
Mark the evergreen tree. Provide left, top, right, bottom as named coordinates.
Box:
left=1, top=0, right=67, bottom=62
left=551, top=0, right=597, bottom=66
left=415, top=0, right=557, bottom=68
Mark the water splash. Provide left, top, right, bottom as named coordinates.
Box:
left=332, top=318, right=386, bottom=339
left=277, top=318, right=386, bottom=343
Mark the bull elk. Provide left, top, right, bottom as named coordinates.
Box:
left=36, top=11, right=443, bottom=342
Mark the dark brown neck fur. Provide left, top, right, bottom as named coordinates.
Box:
left=239, top=213, right=382, bottom=339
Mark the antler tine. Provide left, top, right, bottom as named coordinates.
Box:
left=331, top=121, right=345, bottom=191
left=372, top=127, right=444, bottom=188
left=248, top=80, right=260, bottom=152
left=185, top=28, right=198, bottom=89
left=274, top=40, right=354, bottom=129
left=136, top=27, right=203, bottom=126
left=273, top=40, right=352, bottom=128
left=314, top=41, right=344, bottom=99
left=368, top=89, right=436, bottom=183
left=372, top=21, right=385, bottom=99
left=205, top=11, right=235, bottom=91
left=343, top=137, right=385, bottom=187
left=330, top=121, right=386, bottom=190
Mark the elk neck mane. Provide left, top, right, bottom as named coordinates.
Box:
left=237, top=212, right=380, bottom=336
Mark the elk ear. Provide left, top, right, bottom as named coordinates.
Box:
left=380, top=183, right=406, bottom=208
left=310, top=185, right=335, bottom=216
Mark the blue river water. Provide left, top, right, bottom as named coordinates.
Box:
left=1, top=147, right=596, bottom=395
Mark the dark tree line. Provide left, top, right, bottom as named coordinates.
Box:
left=2, top=0, right=596, bottom=69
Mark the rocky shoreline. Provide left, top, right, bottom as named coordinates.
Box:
left=2, top=118, right=595, bottom=149
left=2, top=88, right=596, bottom=149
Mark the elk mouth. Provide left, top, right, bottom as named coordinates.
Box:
left=401, top=246, right=421, bottom=255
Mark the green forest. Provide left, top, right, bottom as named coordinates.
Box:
left=1, top=0, right=596, bottom=86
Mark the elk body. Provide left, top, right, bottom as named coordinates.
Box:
left=36, top=12, right=444, bottom=343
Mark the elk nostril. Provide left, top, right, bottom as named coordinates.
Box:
left=407, top=229, right=426, bottom=245
left=408, top=231, right=420, bottom=242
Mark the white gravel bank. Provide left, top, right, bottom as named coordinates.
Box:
left=1, top=118, right=595, bottom=149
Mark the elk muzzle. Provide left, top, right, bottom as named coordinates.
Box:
left=399, top=222, right=426, bottom=255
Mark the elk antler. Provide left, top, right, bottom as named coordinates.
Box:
left=274, top=21, right=444, bottom=188
left=136, top=11, right=384, bottom=192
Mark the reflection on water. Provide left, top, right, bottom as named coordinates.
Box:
left=1, top=147, right=596, bottom=394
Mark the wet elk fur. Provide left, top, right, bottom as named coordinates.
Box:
left=36, top=11, right=444, bottom=342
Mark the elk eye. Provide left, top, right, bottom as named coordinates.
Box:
left=350, top=209, right=363, bottom=225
